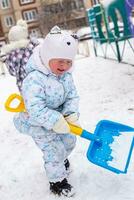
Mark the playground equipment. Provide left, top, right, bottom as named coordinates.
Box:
left=87, top=0, right=134, bottom=65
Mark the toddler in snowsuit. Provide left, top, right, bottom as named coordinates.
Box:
left=13, top=26, right=79, bottom=197
left=0, top=19, right=39, bottom=90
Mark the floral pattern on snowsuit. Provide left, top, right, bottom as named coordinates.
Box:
left=14, top=54, right=79, bottom=182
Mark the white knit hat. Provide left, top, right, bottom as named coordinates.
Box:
left=8, top=19, right=28, bottom=42
left=39, top=26, right=78, bottom=68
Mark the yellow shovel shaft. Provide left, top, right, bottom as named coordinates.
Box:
left=69, top=123, right=83, bottom=136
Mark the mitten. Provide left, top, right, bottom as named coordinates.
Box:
left=53, top=115, right=70, bottom=134
left=65, top=113, right=79, bottom=126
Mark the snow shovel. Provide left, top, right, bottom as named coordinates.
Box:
left=5, top=94, right=134, bottom=174
left=69, top=121, right=134, bottom=174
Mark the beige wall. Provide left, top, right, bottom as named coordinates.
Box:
left=11, top=0, right=41, bottom=14
left=84, top=0, right=93, bottom=9
left=11, top=0, right=41, bottom=23
left=0, top=13, right=14, bottom=34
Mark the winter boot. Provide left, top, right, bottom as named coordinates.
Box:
left=50, top=178, right=75, bottom=197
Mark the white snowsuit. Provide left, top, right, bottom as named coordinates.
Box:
left=14, top=46, right=79, bottom=182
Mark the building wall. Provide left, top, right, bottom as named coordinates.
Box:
left=0, top=1, right=14, bottom=36
left=0, top=0, right=42, bottom=42
left=11, top=0, right=41, bottom=27
left=0, top=0, right=93, bottom=43
left=84, top=0, right=93, bottom=9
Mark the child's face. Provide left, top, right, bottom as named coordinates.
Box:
left=49, top=59, right=72, bottom=75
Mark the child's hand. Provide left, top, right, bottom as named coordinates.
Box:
left=53, top=115, right=70, bottom=134
left=65, top=113, right=79, bottom=126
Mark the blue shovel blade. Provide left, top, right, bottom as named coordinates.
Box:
left=87, top=120, right=134, bottom=174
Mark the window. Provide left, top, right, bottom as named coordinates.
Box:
left=20, top=0, right=34, bottom=5
left=1, top=0, right=10, bottom=9
left=4, top=16, right=15, bottom=27
left=23, top=9, right=38, bottom=22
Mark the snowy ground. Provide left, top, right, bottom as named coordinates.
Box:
left=1, top=41, right=134, bottom=200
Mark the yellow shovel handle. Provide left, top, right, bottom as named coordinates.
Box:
left=5, top=93, right=83, bottom=136
left=69, top=123, right=83, bottom=136
left=5, top=93, right=26, bottom=112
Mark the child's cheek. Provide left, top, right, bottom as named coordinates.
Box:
left=50, top=64, right=57, bottom=72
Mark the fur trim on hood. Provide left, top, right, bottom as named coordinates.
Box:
left=31, top=45, right=51, bottom=75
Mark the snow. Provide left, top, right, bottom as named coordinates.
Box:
left=108, top=132, right=134, bottom=172
left=1, top=40, right=134, bottom=200
left=76, top=27, right=91, bottom=40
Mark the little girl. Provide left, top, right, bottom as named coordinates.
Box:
left=6, top=25, right=79, bottom=197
